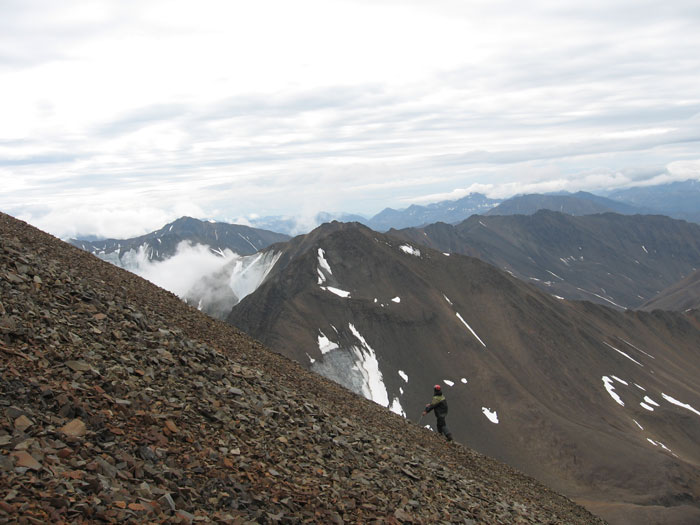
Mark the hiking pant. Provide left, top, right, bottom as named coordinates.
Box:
left=436, top=416, right=452, bottom=440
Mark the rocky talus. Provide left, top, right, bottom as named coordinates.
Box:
left=0, top=212, right=604, bottom=524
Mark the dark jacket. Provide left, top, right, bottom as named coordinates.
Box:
left=425, top=394, right=448, bottom=418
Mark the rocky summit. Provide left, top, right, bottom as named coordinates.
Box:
left=0, top=211, right=603, bottom=523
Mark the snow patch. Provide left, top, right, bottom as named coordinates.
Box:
left=602, top=376, right=624, bottom=406
left=389, top=398, right=405, bottom=417
left=399, top=244, right=421, bottom=257
left=348, top=324, right=389, bottom=407
left=640, top=402, right=655, bottom=411
left=461, top=378, right=468, bottom=384
left=621, top=339, right=655, bottom=359
left=658, top=442, right=673, bottom=453
left=643, top=396, right=660, bottom=407
left=443, top=294, right=452, bottom=305
left=456, top=312, right=486, bottom=348
left=576, top=287, right=626, bottom=309
left=237, top=232, right=258, bottom=251
left=398, top=370, right=408, bottom=383
left=603, top=341, right=643, bottom=367
left=443, top=379, right=454, bottom=387
left=482, top=407, right=499, bottom=424
left=317, top=248, right=333, bottom=274
left=391, top=296, right=401, bottom=303
left=633, top=419, right=643, bottom=430
left=662, top=393, right=700, bottom=417
left=321, top=286, right=351, bottom=298
left=318, top=331, right=339, bottom=355
left=612, top=376, right=628, bottom=385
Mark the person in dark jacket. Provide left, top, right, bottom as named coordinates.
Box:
left=422, top=384, right=453, bottom=441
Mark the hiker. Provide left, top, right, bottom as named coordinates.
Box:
left=422, top=384, right=453, bottom=441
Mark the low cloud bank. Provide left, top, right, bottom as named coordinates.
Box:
left=114, top=241, right=238, bottom=298
left=100, top=240, right=280, bottom=320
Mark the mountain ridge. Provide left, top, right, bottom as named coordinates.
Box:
left=364, top=193, right=501, bottom=231
left=0, top=211, right=605, bottom=523
left=641, top=268, right=700, bottom=312
left=226, top=221, right=700, bottom=525
left=486, top=192, right=648, bottom=216
left=391, top=210, right=700, bottom=310
left=70, top=216, right=290, bottom=262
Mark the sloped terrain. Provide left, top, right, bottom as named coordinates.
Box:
left=0, top=212, right=604, bottom=523
left=641, top=269, right=700, bottom=312
left=228, top=222, right=700, bottom=525
left=391, top=210, right=700, bottom=309
left=70, top=216, right=289, bottom=262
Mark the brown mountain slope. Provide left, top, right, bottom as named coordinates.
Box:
left=390, top=210, right=700, bottom=309
left=641, top=269, right=700, bottom=312
left=227, top=222, right=700, bottom=525
left=0, top=212, right=603, bottom=523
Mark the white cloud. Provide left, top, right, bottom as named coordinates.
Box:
left=1, top=1, right=699, bottom=236
left=18, top=201, right=206, bottom=240
left=118, top=240, right=237, bottom=298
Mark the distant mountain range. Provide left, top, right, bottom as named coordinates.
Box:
left=240, top=179, right=700, bottom=234
left=363, top=192, right=501, bottom=231
left=606, top=179, right=700, bottom=224
left=223, top=221, right=700, bottom=525
left=71, top=208, right=700, bottom=318
left=391, top=210, right=700, bottom=310
left=67, top=180, right=700, bottom=240
left=485, top=191, right=648, bottom=216
left=70, top=216, right=290, bottom=263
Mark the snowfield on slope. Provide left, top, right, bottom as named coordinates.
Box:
left=482, top=407, right=499, bottom=424
left=229, top=251, right=282, bottom=302
left=321, top=286, right=351, bottom=298
left=318, top=331, right=339, bottom=355
left=399, top=244, right=421, bottom=257
left=348, top=324, right=405, bottom=416
left=455, top=312, right=487, bottom=348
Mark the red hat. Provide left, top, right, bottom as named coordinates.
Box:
left=434, top=384, right=441, bottom=391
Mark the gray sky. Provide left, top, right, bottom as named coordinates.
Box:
left=2, top=0, right=699, bottom=238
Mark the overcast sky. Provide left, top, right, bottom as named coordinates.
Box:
left=2, top=0, right=699, bottom=239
